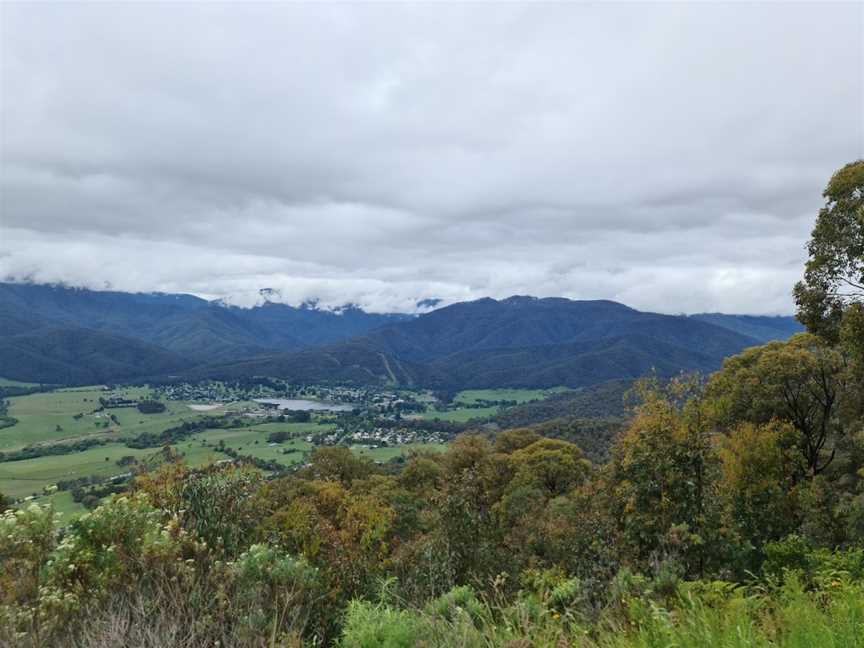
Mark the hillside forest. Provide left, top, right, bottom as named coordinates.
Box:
left=1, top=160, right=864, bottom=647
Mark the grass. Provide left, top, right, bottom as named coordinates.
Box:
left=0, top=386, right=243, bottom=501
left=420, top=406, right=500, bottom=422
left=0, top=440, right=231, bottom=500
left=417, top=388, right=571, bottom=423
left=42, top=489, right=87, bottom=522
left=188, top=427, right=315, bottom=464
left=0, top=443, right=151, bottom=499
left=453, top=387, right=570, bottom=405
left=0, top=377, right=42, bottom=387
left=244, top=421, right=331, bottom=437
left=1, top=387, right=200, bottom=452
left=339, top=577, right=864, bottom=648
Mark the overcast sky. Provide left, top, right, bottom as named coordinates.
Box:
left=1, top=2, right=862, bottom=314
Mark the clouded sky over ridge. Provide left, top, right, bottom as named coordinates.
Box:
left=1, top=2, right=862, bottom=313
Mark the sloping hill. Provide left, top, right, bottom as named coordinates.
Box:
left=689, top=313, right=804, bottom=343
left=193, top=340, right=423, bottom=385
left=0, top=327, right=189, bottom=384
left=0, top=282, right=407, bottom=371
left=199, top=296, right=765, bottom=389
left=1, top=284, right=801, bottom=388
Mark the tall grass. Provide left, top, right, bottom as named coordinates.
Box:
left=338, top=575, right=864, bottom=648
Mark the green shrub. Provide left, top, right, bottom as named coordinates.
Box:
left=423, top=585, right=485, bottom=625
left=339, top=600, right=422, bottom=648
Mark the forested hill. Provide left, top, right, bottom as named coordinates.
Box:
left=689, top=313, right=803, bottom=342
left=197, top=296, right=778, bottom=390
left=0, top=282, right=408, bottom=380
left=1, top=284, right=803, bottom=387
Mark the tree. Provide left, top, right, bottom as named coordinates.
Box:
left=718, top=421, right=803, bottom=567
left=794, top=160, right=864, bottom=341
left=137, top=400, right=166, bottom=414
left=493, top=428, right=541, bottom=454
left=508, top=438, right=591, bottom=497
left=839, top=304, right=864, bottom=420
left=706, top=334, right=848, bottom=476
left=608, top=376, right=723, bottom=577
left=267, top=431, right=290, bottom=443
left=304, top=447, right=373, bottom=486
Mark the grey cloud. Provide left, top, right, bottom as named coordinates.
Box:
left=1, top=2, right=861, bottom=314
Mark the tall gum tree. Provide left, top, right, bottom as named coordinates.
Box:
left=794, top=160, right=864, bottom=341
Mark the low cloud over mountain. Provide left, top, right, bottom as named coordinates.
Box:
left=2, top=3, right=860, bottom=314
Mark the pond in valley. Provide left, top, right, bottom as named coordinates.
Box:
left=253, top=398, right=353, bottom=412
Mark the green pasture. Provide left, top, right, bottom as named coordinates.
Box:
left=453, top=387, right=569, bottom=404
left=0, top=377, right=42, bottom=387
left=188, top=427, right=314, bottom=464
left=0, top=439, right=230, bottom=501
left=244, top=421, right=331, bottom=437
left=420, top=406, right=500, bottom=422
left=0, top=443, right=150, bottom=500
left=1, top=387, right=200, bottom=452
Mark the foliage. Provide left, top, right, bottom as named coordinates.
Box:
left=706, top=334, right=850, bottom=475
left=718, top=421, right=802, bottom=570
left=136, top=399, right=167, bottom=414
left=794, top=159, right=864, bottom=341
left=0, top=437, right=108, bottom=463
left=125, top=415, right=245, bottom=449
left=607, top=375, right=724, bottom=578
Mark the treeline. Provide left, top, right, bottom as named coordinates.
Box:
left=124, top=416, right=246, bottom=449
left=490, top=379, right=631, bottom=427
left=136, top=399, right=166, bottom=414
left=0, top=398, right=16, bottom=430
left=215, top=444, right=290, bottom=473
left=0, top=384, right=57, bottom=399
left=0, top=437, right=107, bottom=462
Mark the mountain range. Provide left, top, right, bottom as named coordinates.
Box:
left=0, top=283, right=803, bottom=388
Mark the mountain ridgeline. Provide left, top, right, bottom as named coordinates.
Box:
left=0, top=283, right=802, bottom=388
left=0, top=283, right=407, bottom=384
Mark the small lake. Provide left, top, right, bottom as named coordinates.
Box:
left=253, top=398, right=354, bottom=412
left=188, top=403, right=224, bottom=411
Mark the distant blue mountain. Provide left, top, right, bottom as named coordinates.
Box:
left=0, top=283, right=803, bottom=387
left=688, top=313, right=803, bottom=343
left=197, top=296, right=800, bottom=391
left=0, top=282, right=407, bottom=382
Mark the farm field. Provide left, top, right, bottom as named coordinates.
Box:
left=0, top=441, right=231, bottom=501
left=0, top=442, right=154, bottom=499
left=1, top=386, right=202, bottom=452
left=188, top=427, right=315, bottom=464
left=242, top=421, right=330, bottom=437
left=416, top=388, right=568, bottom=423
left=420, top=406, right=500, bottom=422
left=453, top=387, right=570, bottom=404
